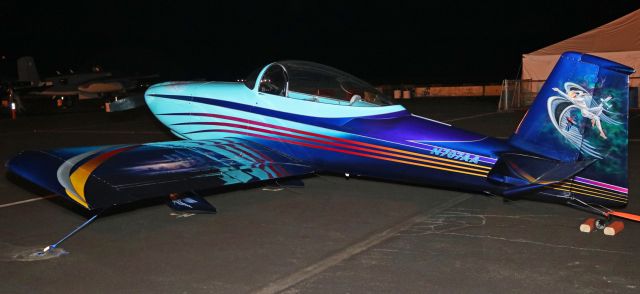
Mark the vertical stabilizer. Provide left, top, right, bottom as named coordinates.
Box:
left=509, top=52, right=633, bottom=202
left=17, top=56, right=40, bottom=82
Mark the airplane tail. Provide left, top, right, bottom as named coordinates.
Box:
left=17, top=56, right=41, bottom=82
left=508, top=52, right=633, bottom=206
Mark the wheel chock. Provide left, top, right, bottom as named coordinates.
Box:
left=604, top=221, right=624, bottom=236
left=580, top=218, right=596, bottom=233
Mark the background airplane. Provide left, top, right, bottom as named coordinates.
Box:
left=8, top=56, right=156, bottom=112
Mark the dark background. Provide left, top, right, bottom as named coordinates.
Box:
left=1, top=1, right=639, bottom=84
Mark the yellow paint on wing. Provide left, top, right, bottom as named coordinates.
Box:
left=70, top=159, right=104, bottom=200
left=68, top=146, right=135, bottom=206
left=65, top=189, right=89, bottom=209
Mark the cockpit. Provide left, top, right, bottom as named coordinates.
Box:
left=244, top=61, right=394, bottom=107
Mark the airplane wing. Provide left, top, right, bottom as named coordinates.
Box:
left=6, top=138, right=314, bottom=210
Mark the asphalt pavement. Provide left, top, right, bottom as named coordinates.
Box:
left=0, top=97, right=638, bottom=293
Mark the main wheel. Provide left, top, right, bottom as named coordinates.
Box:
left=595, top=218, right=608, bottom=230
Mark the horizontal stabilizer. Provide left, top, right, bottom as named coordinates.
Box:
left=489, top=153, right=596, bottom=196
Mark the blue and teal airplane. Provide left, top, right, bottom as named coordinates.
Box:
left=6, top=52, right=639, bottom=243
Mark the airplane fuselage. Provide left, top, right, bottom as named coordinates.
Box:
left=144, top=79, right=630, bottom=209
left=146, top=81, right=513, bottom=195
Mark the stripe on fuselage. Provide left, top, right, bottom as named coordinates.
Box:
left=160, top=112, right=492, bottom=178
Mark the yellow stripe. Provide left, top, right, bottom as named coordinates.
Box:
left=370, top=149, right=492, bottom=174
left=331, top=135, right=493, bottom=170
left=566, top=181, right=628, bottom=199
left=222, top=114, right=494, bottom=171
left=551, top=187, right=627, bottom=203
left=262, top=125, right=494, bottom=173
left=554, top=181, right=628, bottom=200
left=375, top=146, right=492, bottom=170
left=65, top=189, right=89, bottom=209
left=68, top=146, right=134, bottom=206
left=234, top=129, right=490, bottom=177
left=553, top=182, right=628, bottom=201
left=365, top=152, right=489, bottom=178
left=69, top=157, right=106, bottom=200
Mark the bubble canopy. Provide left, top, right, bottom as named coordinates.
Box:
left=245, top=61, right=394, bottom=107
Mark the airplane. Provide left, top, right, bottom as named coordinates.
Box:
left=6, top=51, right=640, bottom=256
left=11, top=56, right=156, bottom=112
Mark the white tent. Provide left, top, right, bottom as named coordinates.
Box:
left=522, top=8, right=640, bottom=87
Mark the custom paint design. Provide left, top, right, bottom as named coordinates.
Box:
left=5, top=53, right=636, bottom=222
left=511, top=53, right=630, bottom=197
left=9, top=139, right=312, bottom=209
left=57, top=145, right=136, bottom=208
left=547, top=82, right=623, bottom=158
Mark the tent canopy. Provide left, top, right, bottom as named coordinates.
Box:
left=522, top=9, right=640, bottom=82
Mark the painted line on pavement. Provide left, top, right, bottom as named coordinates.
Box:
left=253, top=194, right=472, bottom=294
left=0, top=195, right=57, bottom=209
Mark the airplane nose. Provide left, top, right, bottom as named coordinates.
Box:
left=145, top=83, right=173, bottom=115
left=145, top=82, right=183, bottom=111
left=145, top=81, right=198, bottom=116
left=144, top=85, right=160, bottom=106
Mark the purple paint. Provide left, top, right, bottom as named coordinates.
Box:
left=575, top=177, right=628, bottom=194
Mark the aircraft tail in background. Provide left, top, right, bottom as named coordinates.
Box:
left=17, top=56, right=41, bottom=82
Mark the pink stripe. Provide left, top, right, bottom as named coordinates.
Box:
left=235, top=142, right=288, bottom=177
left=575, top=177, right=628, bottom=194
left=217, top=139, right=283, bottom=178
left=217, top=144, right=275, bottom=179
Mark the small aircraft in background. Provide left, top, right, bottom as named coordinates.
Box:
left=8, top=56, right=156, bottom=112
left=6, top=52, right=639, bottom=256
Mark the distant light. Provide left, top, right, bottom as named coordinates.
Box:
left=61, top=96, right=65, bottom=100
left=11, top=102, right=16, bottom=110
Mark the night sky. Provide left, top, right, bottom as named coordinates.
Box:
left=1, top=1, right=639, bottom=85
